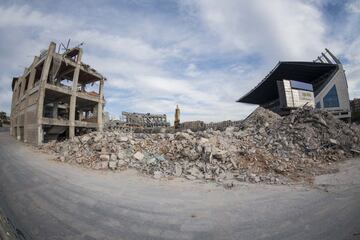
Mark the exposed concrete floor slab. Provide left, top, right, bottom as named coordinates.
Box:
left=0, top=129, right=359, bottom=240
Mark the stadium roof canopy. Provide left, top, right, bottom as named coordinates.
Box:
left=237, top=62, right=338, bottom=105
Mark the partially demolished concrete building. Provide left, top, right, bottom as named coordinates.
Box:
left=121, top=112, right=170, bottom=128
left=10, top=42, right=106, bottom=145
left=238, top=49, right=351, bottom=120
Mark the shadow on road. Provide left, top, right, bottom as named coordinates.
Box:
left=0, top=127, right=9, bottom=133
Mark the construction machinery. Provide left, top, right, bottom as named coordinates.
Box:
left=174, top=105, right=180, bottom=129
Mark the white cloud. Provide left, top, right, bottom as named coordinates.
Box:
left=343, top=38, right=360, bottom=98
left=0, top=75, right=13, bottom=114
left=74, top=30, right=170, bottom=62
left=0, top=5, right=78, bottom=30
left=188, top=0, right=328, bottom=61
left=347, top=0, right=360, bottom=13
left=185, top=63, right=200, bottom=77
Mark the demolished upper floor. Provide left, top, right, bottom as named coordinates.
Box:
left=12, top=42, right=106, bottom=103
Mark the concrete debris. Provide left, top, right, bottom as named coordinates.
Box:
left=153, top=171, right=163, bottom=179
left=41, top=107, right=360, bottom=184
left=133, top=152, right=145, bottom=161
left=100, top=154, right=110, bottom=161
left=240, top=107, right=281, bottom=129
left=109, top=161, right=117, bottom=170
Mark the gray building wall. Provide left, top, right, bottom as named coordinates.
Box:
left=314, top=65, right=351, bottom=119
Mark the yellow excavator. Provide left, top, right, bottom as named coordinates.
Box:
left=174, top=105, right=180, bottom=129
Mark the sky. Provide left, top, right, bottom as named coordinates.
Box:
left=0, top=0, right=359, bottom=124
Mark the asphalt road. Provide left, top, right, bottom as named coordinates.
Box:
left=0, top=130, right=360, bottom=240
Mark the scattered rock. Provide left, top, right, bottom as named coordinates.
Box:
left=185, top=175, right=197, bottom=180
left=100, top=154, right=110, bottom=161
left=117, top=160, right=126, bottom=167
left=187, top=167, right=204, bottom=179
left=223, top=181, right=235, bottom=189
left=109, top=161, right=117, bottom=170
left=110, top=154, right=117, bottom=161
left=81, top=135, right=91, bottom=143
left=153, top=171, right=163, bottom=179
left=94, top=161, right=108, bottom=170
left=174, top=163, right=182, bottom=177
left=133, top=152, right=144, bottom=161
left=147, top=158, right=156, bottom=165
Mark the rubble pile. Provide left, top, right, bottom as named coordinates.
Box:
left=41, top=107, right=360, bottom=184
left=238, top=107, right=360, bottom=181
left=240, top=107, right=281, bottom=129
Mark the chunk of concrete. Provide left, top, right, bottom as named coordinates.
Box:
left=133, top=152, right=144, bottom=161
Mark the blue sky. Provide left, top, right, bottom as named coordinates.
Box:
left=0, top=0, right=359, bottom=123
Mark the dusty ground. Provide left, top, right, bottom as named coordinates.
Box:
left=0, top=129, right=360, bottom=240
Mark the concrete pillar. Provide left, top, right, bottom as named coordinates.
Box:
left=36, top=42, right=56, bottom=145
left=28, top=64, right=37, bottom=90
left=37, top=125, right=43, bottom=144
left=23, top=106, right=28, bottom=143
left=14, top=88, right=18, bottom=104
left=12, top=82, right=19, bottom=106
left=53, top=103, right=58, bottom=118
left=69, top=49, right=83, bottom=139
left=11, top=86, right=15, bottom=110
left=69, top=84, right=78, bottom=138
left=97, top=79, right=104, bottom=132
left=17, top=126, right=21, bottom=141
left=19, top=77, right=26, bottom=99
left=24, top=65, right=37, bottom=143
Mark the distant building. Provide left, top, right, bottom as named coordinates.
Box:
left=10, top=42, right=106, bottom=145
left=0, top=111, right=10, bottom=127
left=121, top=111, right=170, bottom=128
left=237, top=49, right=351, bottom=120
